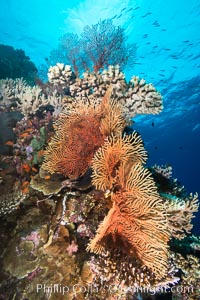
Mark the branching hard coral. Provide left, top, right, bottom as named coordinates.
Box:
left=172, top=253, right=200, bottom=300
left=153, top=164, right=173, bottom=179
left=88, top=163, right=169, bottom=279
left=0, top=77, right=64, bottom=115
left=48, top=63, right=74, bottom=85
left=164, top=192, right=199, bottom=240
left=0, top=78, right=27, bottom=108
left=91, top=133, right=147, bottom=191
left=48, top=64, right=163, bottom=118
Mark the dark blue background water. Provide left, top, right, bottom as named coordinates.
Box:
left=0, top=0, right=199, bottom=232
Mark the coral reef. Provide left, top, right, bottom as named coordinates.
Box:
left=0, top=63, right=199, bottom=300
left=48, top=64, right=163, bottom=118
left=153, top=164, right=173, bottom=179
left=0, top=78, right=27, bottom=108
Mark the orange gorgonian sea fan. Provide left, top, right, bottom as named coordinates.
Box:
left=88, top=163, right=170, bottom=279
left=91, top=132, right=148, bottom=191
left=41, top=88, right=126, bottom=179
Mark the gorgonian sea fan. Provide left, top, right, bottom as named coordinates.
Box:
left=41, top=88, right=126, bottom=179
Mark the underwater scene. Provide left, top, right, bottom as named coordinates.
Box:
left=0, top=0, right=200, bottom=299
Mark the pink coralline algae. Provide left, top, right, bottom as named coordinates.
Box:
left=21, top=231, right=40, bottom=249
left=27, top=267, right=41, bottom=281
left=77, top=223, right=93, bottom=238
left=66, top=240, right=78, bottom=256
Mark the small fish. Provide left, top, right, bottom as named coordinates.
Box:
left=44, top=175, right=51, bottom=180
left=22, top=181, right=30, bottom=194
left=37, top=150, right=44, bottom=159
left=31, top=166, right=38, bottom=172
left=22, top=180, right=29, bottom=187
left=19, top=132, right=30, bottom=138
left=22, top=164, right=31, bottom=173
left=4, top=140, right=14, bottom=146
left=152, top=20, right=160, bottom=27
left=151, top=122, right=155, bottom=127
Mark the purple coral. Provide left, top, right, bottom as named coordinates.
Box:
left=26, top=145, right=33, bottom=160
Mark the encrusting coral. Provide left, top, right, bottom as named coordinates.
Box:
left=0, top=190, right=26, bottom=217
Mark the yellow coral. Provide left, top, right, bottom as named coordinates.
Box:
left=91, top=132, right=147, bottom=191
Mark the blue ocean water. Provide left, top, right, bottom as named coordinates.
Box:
left=0, top=0, right=199, bottom=231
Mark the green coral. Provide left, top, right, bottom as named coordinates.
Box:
left=30, top=126, right=46, bottom=164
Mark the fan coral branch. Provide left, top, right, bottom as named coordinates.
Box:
left=88, top=163, right=169, bottom=279
left=42, top=104, right=104, bottom=179
left=91, top=132, right=147, bottom=191
left=42, top=88, right=125, bottom=179
left=100, top=87, right=126, bottom=136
